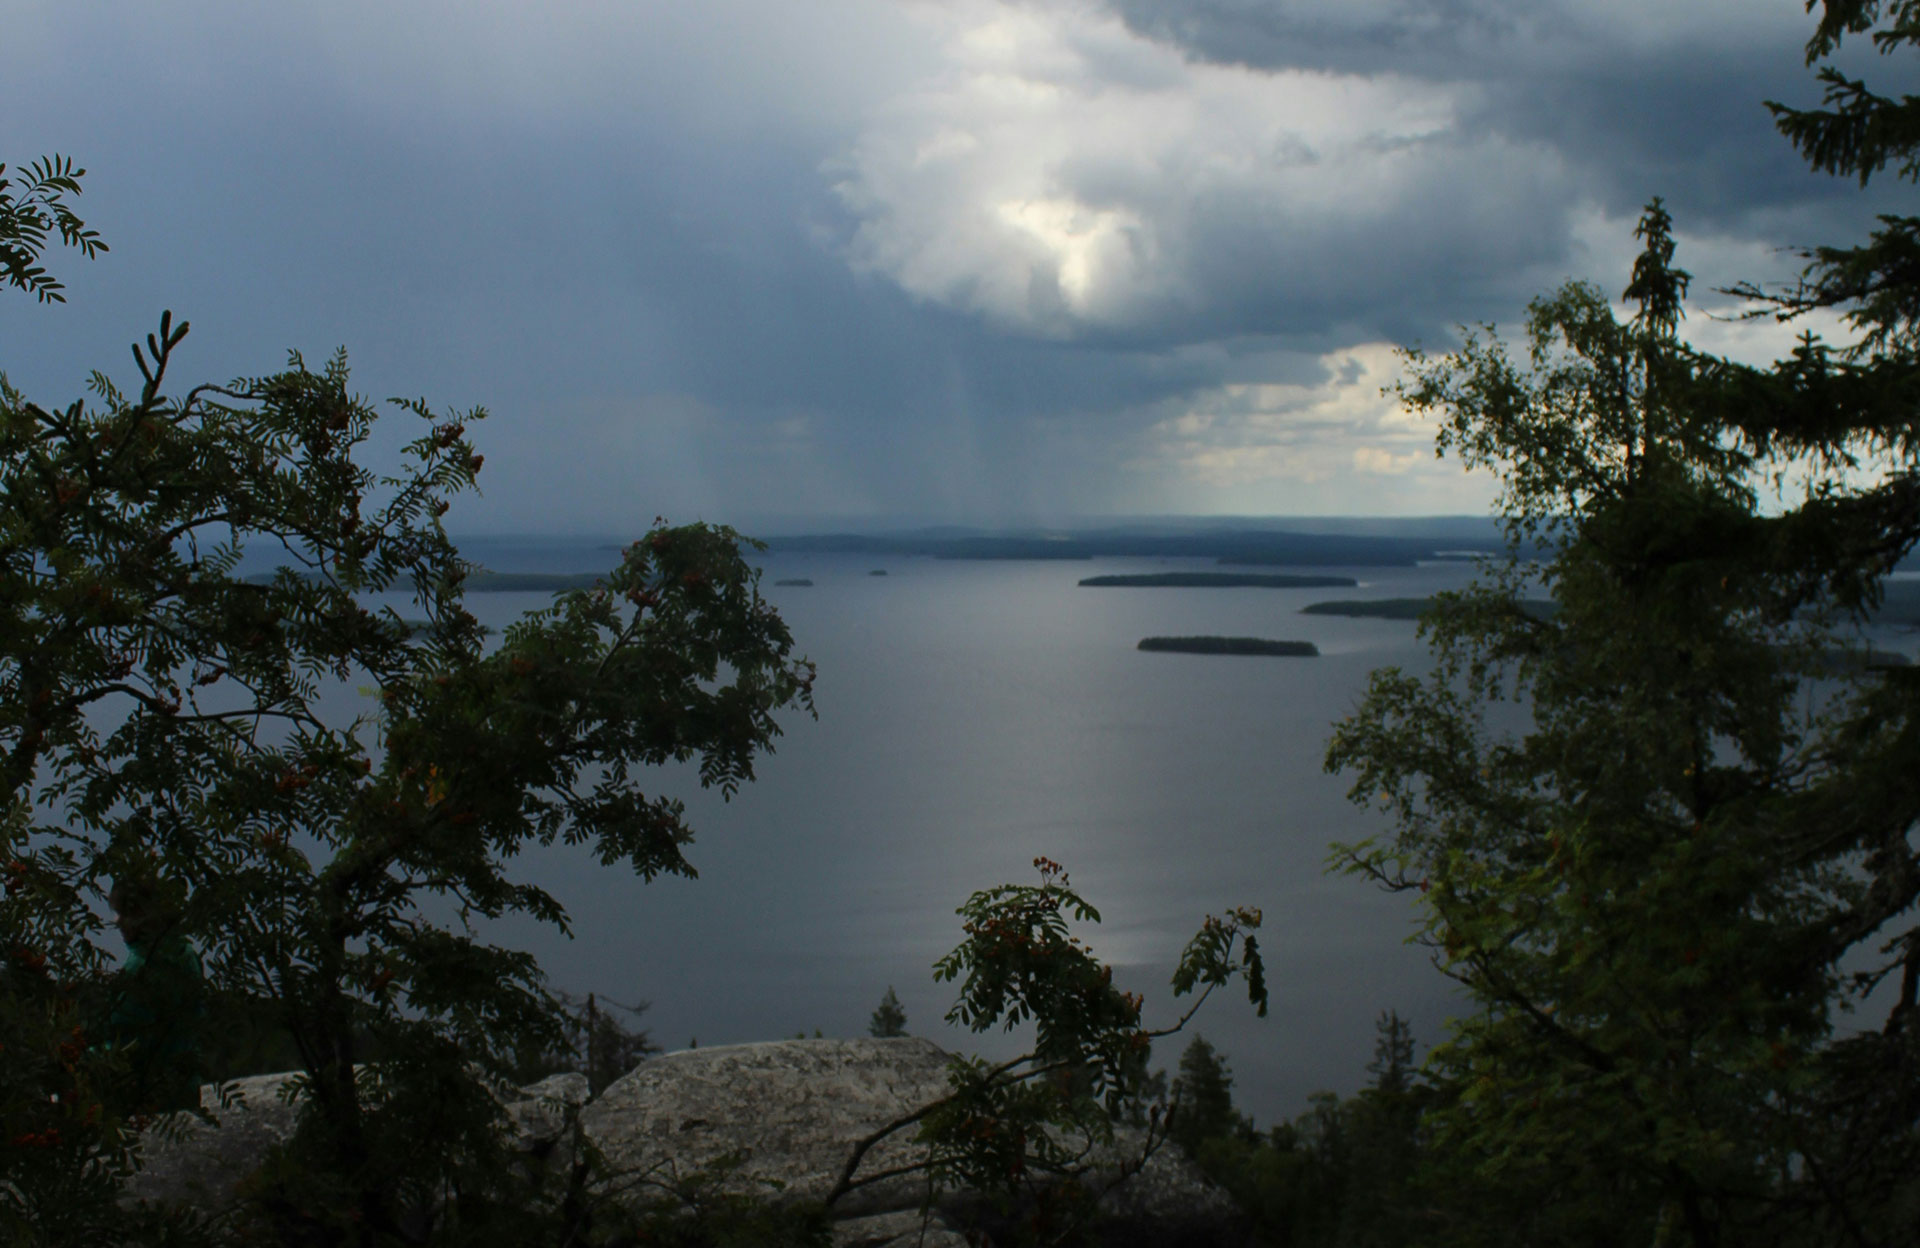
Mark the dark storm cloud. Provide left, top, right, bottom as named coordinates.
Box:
left=1104, top=0, right=1909, bottom=234
left=1, top=1, right=1904, bottom=524
left=0, top=2, right=1229, bottom=526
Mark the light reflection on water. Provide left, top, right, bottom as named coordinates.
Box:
left=381, top=544, right=1486, bottom=1125
left=118, top=539, right=1920, bottom=1124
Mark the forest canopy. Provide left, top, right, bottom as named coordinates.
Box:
left=1318, top=7, right=1920, bottom=1229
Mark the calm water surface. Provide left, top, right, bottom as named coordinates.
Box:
left=416, top=541, right=1485, bottom=1124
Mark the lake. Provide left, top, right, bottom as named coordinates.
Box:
left=415, top=538, right=1485, bottom=1126
left=76, top=530, right=1920, bottom=1126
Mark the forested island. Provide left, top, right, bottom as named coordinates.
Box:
left=1137, top=636, right=1319, bottom=656
left=773, top=578, right=814, bottom=586
left=1084, top=572, right=1356, bottom=589
left=1299, top=597, right=1437, bottom=619
left=1301, top=596, right=1554, bottom=619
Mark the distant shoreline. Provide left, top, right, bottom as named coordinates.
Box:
left=1301, top=597, right=1556, bottom=620
left=764, top=528, right=1502, bottom=566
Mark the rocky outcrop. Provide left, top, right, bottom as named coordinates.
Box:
left=125, top=1072, right=306, bottom=1210
left=124, top=1068, right=589, bottom=1210
left=580, top=1038, right=1241, bottom=1244
left=503, top=1070, right=590, bottom=1152
left=129, top=1038, right=1243, bottom=1246
left=579, top=1037, right=953, bottom=1216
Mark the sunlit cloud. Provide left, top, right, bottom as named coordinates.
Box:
left=0, top=0, right=1888, bottom=526
left=1120, top=343, right=1496, bottom=512
left=829, top=0, right=1572, bottom=340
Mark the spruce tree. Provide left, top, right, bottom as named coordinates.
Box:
left=1362, top=1010, right=1414, bottom=1098
left=1330, top=197, right=1920, bottom=1245
left=867, top=985, right=907, bottom=1038
left=1170, top=1035, right=1244, bottom=1155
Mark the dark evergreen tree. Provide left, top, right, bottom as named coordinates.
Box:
left=1362, top=1009, right=1414, bottom=1097
left=1334, top=1012, right=1427, bottom=1248
left=1754, top=1, right=1920, bottom=351
left=867, top=985, right=907, bottom=1038
left=1329, top=195, right=1920, bottom=1245
left=1169, top=1034, right=1245, bottom=1155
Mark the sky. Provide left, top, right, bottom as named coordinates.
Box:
left=1, top=0, right=1909, bottom=534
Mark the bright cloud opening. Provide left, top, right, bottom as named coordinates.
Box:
left=829, top=0, right=1570, bottom=339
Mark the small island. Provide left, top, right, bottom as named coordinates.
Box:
left=773, top=578, right=814, bottom=587
left=1137, top=636, right=1319, bottom=656
left=1301, top=597, right=1557, bottom=619
left=868, top=569, right=889, bottom=577
left=1300, top=597, right=1434, bottom=619
left=1080, top=572, right=1357, bottom=589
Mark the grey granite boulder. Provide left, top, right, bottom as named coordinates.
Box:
left=502, top=1070, right=590, bottom=1154
left=125, top=1068, right=591, bottom=1211
left=123, top=1072, right=306, bottom=1210
left=124, top=1039, right=1243, bottom=1246
left=580, top=1036, right=954, bottom=1217
left=581, top=1037, right=1242, bottom=1245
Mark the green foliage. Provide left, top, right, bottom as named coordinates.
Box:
left=1326, top=199, right=1920, bottom=1245
left=1, top=293, right=813, bottom=1241
left=924, top=862, right=1263, bottom=1225
left=1745, top=3, right=1920, bottom=351
left=0, top=163, right=168, bottom=1248
left=0, top=940, right=144, bottom=1245
left=0, top=154, right=107, bottom=305
left=1171, top=904, right=1268, bottom=1019
left=934, top=859, right=1143, bottom=1075
left=825, top=859, right=1266, bottom=1245
left=867, top=985, right=907, bottom=1038
left=1169, top=1015, right=1431, bottom=1248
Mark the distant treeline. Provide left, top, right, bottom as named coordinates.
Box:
left=764, top=527, right=1505, bottom=566
left=1300, top=597, right=1554, bottom=620
left=1299, top=598, right=1437, bottom=620
left=1304, top=595, right=1920, bottom=652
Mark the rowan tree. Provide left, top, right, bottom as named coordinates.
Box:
left=0, top=154, right=106, bottom=305
left=1, top=223, right=814, bottom=1239
left=823, top=859, right=1267, bottom=1246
